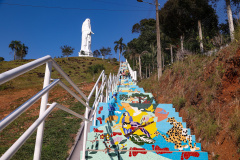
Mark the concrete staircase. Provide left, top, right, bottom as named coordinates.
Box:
left=80, top=62, right=208, bottom=160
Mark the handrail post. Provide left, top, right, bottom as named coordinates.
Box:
left=101, top=74, right=104, bottom=102
left=96, top=85, right=98, bottom=101
left=93, top=101, right=97, bottom=126
left=81, top=100, right=89, bottom=160
left=93, top=86, right=98, bottom=127
left=34, top=61, right=52, bottom=160
left=112, top=74, right=114, bottom=93
left=105, top=76, right=108, bottom=103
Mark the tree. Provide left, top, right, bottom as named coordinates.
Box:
left=9, top=40, right=21, bottom=60
left=159, top=0, right=218, bottom=52
left=17, top=43, right=28, bottom=60
left=209, top=0, right=240, bottom=41
left=114, top=37, right=126, bottom=62
left=99, top=47, right=111, bottom=59
left=159, top=0, right=194, bottom=51
left=60, top=45, right=75, bottom=60
left=93, top=47, right=111, bottom=59
left=132, top=19, right=157, bottom=53
left=124, top=38, right=140, bottom=70
left=190, top=0, right=218, bottom=52
left=0, top=57, right=4, bottom=62
left=137, top=51, right=149, bottom=79
left=93, top=50, right=100, bottom=57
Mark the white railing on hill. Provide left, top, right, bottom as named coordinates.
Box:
left=0, top=55, right=119, bottom=160
left=125, top=59, right=137, bottom=81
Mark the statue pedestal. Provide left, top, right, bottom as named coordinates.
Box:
left=78, top=51, right=93, bottom=57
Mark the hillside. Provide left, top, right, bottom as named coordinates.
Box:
left=0, top=56, right=119, bottom=159
left=139, top=41, right=240, bottom=160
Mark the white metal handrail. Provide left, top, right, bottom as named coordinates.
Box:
left=0, top=102, right=92, bottom=160
left=88, top=70, right=105, bottom=100
left=125, top=59, right=137, bottom=81
left=0, top=55, right=113, bottom=160
left=0, top=79, right=60, bottom=131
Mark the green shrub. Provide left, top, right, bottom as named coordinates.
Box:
left=87, top=64, right=105, bottom=75
left=172, top=96, right=186, bottom=111
left=112, top=58, right=117, bottom=62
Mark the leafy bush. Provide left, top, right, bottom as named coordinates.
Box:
left=112, top=58, right=117, bottom=62
left=87, top=64, right=105, bottom=76
left=172, top=96, right=186, bottom=111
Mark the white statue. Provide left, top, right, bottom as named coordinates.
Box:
left=79, top=18, right=94, bottom=57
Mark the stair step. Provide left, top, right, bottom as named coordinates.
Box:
left=81, top=150, right=208, bottom=160
left=88, top=123, right=200, bottom=151
left=81, top=138, right=207, bottom=160
left=117, top=92, right=156, bottom=104
left=113, top=86, right=145, bottom=94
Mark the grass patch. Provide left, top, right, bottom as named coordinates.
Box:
left=172, top=96, right=186, bottom=111
left=229, top=106, right=240, bottom=147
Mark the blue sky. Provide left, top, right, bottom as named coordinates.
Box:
left=0, top=0, right=233, bottom=61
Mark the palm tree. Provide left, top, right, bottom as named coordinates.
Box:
left=9, top=40, right=21, bottom=60
left=114, top=37, right=126, bottom=62
left=17, top=43, right=28, bottom=60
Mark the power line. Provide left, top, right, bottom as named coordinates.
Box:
left=0, top=2, right=153, bottom=12
left=92, top=0, right=150, bottom=9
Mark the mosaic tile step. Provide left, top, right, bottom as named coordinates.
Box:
left=113, top=86, right=145, bottom=93
left=117, top=79, right=137, bottom=86
left=83, top=123, right=206, bottom=159
left=117, top=92, right=156, bottom=104
left=81, top=150, right=208, bottom=160
left=84, top=139, right=203, bottom=156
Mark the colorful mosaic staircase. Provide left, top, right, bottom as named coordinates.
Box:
left=81, top=62, right=208, bottom=160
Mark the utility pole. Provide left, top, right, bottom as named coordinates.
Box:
left=137, top=0, right=162, bottom=80
left=155, top=0, right=162, bottom=80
